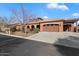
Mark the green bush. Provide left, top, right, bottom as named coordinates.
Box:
left=33, top=28, right=39, bottom=33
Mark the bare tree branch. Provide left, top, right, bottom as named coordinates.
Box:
left=9, top=4, right=34, bottom=24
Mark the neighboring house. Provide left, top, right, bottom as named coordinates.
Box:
left=16, top=18, right=79, bottom=32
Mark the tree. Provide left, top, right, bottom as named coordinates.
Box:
left=9, top=4, right=37, bottom=33
left=0, top=16, right=10, bottom=32
left=10, top=4, right=34, bottom=24
left=0, top=16, right=8, bottom=27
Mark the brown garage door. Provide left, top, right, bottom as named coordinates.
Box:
left=43, top=24, right=59, bottom=32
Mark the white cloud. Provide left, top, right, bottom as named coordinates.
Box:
left=72, top=13, right=79, bottom=17
left=47, top=3, right=69, bottom=10
left=43, top=16, right=48, bottom=19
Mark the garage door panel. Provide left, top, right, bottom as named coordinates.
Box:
left=43, top=24, right=59, bottom=32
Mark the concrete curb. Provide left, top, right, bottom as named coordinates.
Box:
left=0, top=32, right=29, bottom=39
left=0, top=32, right=52, bottom=44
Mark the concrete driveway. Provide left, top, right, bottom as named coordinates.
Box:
left=28, top=32, right=79, bottom=49
left=28, top=32, right=79, bottom=43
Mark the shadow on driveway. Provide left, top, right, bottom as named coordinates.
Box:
left=54, top=36, right=79, bottom=56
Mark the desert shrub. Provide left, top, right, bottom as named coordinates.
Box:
left=22, top=27, right=25, bottom=33
left=33, top=28, right=39, bottom=33
left=0, top=27, right=1, bottom=32
left=10, top=27, right=17, bottom=32
left=25, top=28, right=30, bottom=34
left=16, top=29, right=20, bottom=31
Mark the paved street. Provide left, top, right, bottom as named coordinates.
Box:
left=0, top=33, right=79, bottom=56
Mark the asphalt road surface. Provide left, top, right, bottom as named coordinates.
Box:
left=0, top=34, right=79, bottom=56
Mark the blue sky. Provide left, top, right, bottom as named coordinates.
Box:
left=0, top=3, right=79, bottom=19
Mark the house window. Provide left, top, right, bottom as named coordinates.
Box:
left=51, top=24, right=54, bottom=26
left=43, top=25, right=46, bottom=26
left=47, top=24, right=50, bottom=26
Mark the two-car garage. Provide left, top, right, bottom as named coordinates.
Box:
left=40, top=20, right=64, bottom=32
left=43, top=24, right=59, bottom=32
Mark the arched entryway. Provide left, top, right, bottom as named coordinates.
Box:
left=27, top=26, right=30, bottom=29
left=31, top=25, right=35, bottom=31
left=36, top=25, right=40, bottom=29
left=64, top=24, right=71, bottom=32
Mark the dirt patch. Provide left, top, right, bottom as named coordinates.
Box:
left=12, top=31, right=35, bottom=37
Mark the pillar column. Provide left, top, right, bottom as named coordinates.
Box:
left=59, top=22, right=63, bottom=32
left=40, top=24, right=44, bottom=32
left=76, top=21, right=78, bottom=32
left=71, top=24, right=74, bottom=32
left=34, top=25, right=37, bottom=29
left=29, top=25, right=31, bottom=29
